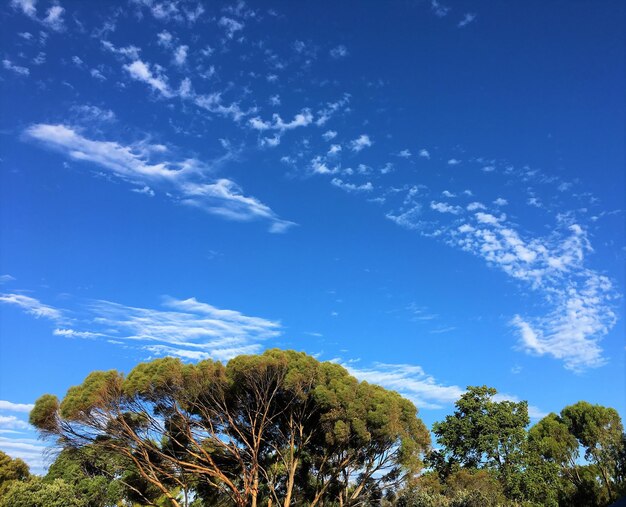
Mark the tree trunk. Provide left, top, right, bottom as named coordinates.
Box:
left=283, top=457, right=298, bottom=507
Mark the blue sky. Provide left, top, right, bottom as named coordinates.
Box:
left=0, top=0, right=624, bottom=473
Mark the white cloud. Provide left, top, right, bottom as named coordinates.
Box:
left=11, top=0, right=37, bottom=18
left=70, top=104, right=116, bottom=124
left=475, top=212, right=502, bottom=225
left=345, top=361, right=546, bottom=417
left=431, top=0, right=450, bottom=17
left=511, top=273, right=615, bottom=372
left=0, top=436, right=49, bottom=474
left=343, top=362, right=464, bottom=410
left=386, top=205, right=422, bottom=230
left=101, top=41, right=141, bottom=60
left=124, top=60, right=173, bottom=97
left=249, top=109, right=313, bottom=132
left=0, top=293, right=62, bottom=320
left=451, top=214, right=617, bottom=370
left=53, top=328, right=104, bottom=338
left=329, top=45, right=348, bottom=59
left=1, top=292, right=283, bottom=363
left=397, top=149, right=411, bottom=158
left=0, top=416, right=30, bottom=431
left=494, top=197, right=508, bottom=206
left=173, top=45, right=188, bottom=66
left=90, top=68, right=106, bottom=81
left=431, top=201, right=462, bottom=214
left=447, top=158, right=461, bottom=165
left=315, top=94, right=351, bottom=126
left=458, top=13, right=477, bottom=28
left=311, top=155, right=338, bottom=175
left=331, top=178, right=373, bottom=193
left=157, top=30, right=173, bottom=47
left=42, top=4, right=64, bottom=31
left=0, top=401, right=34, bottom=413
left=180, top=179, right=296, bottom=233
left=194, top=92, right=248, bottom=122
left=86, top=296, right=281, bottom=360
left=131, top=185, right=156, bottom=196
left=25, top=124, right=294, bottom=232
left=322, top=130, right=337, bottom=141
left=219, top=16, right=244, bottom=38
left=2, top=59, right=29, bottom=76
left=327, top=144, right=342, bottom=156
left=419, top=148, right=431, bottom=159
left=350, top=134, right=372, bottom=152
left=442, top=190, right=455, bottom=198
left=32, top=52, right=45, bottom=65
left=269, top=94, right=280, bottom=106
left=466, top=201, right=486, bottom=211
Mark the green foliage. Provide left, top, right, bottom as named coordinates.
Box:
left=28, top=349, right=430, bottom=507
left=0, top=477, right=86, bottom=507
left=60, top=370, right=123, bottom=420
left=22, top=354, right=626, bottom=507
left=29, top=393, right=60, bottom=433
left=0, top=450, right=29, bottom=490
left=431, top=385, right=528, bottom=499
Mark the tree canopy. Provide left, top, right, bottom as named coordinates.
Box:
left=27, top=349, right=430, bottom=507
left=0, top=351, right=623, bottom=507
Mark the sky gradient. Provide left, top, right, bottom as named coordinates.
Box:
left=1, top=0, right=624, bottom=474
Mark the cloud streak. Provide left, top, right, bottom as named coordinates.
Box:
left=0, top=293, right=282, bottom=363
left=24, top=124, right=295, bottom=232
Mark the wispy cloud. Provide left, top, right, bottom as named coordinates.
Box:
left=125, top=60, right=174, bottom=97
left=219, top=16, right=244, bottom=38
left=397, top=149, right=412, bottom=159
left=342, top=362, right=464, bottom=410
left=24, top=124, right=295, bottom=232
left=0, top=293, right=62, bottom=320
left=0, top=293, right=282, bottom=362
left=331, top=178, right=373, bottom=193
left=350, top=134, right=372, bottom=152
left=452, top=216, right=617, bottom=370
left=0, top=401, right=34, bottom=413
left=329, top=45, right=348, bottom=59
left=343, top=362, right=546, bottom=417
left=431, top=0, right=450, bottom=18
left=249, top=109, right=314, bottom=132
left=2, top=59, right=30, bottom=76
left=458, top=13, right=476, bottom=28
left=0, top=436, right=48, bottom=474
left=11, top=0, right=65, bottom=31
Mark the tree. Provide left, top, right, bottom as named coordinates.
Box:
left=0, top=477, right=86, bottom=507
left=525, top=403, right=626, bottom=507
left=430, top=386, right=528, bottom=499
left=561, top=402, right=624, bottom=503
left=0, top=450, right=29, bottom=492
left=29, top=349, right=430, bottom=507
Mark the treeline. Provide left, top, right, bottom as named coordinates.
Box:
left=0, top=349, right=623, bottom=506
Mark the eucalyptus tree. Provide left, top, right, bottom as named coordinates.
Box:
left=29, top=349, right=430, bottom=507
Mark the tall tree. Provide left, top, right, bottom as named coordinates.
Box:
left=561, top=401, right=624, bottom=503
left=29, top=349, right=429, bottom=507
left=430, top=385, right=529, bottom=499
left=0, top=450, right=29, bottom=493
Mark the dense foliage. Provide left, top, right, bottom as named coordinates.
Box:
left=1, top=351, right=624, bottom=506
